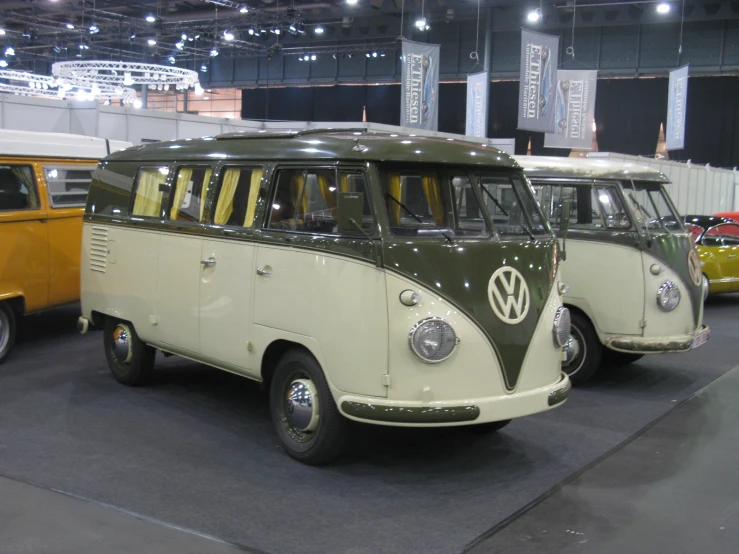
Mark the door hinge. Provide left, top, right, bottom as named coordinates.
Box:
left=381, top=374, right=390, bottom=387
left=639, top=319, right=647, bottom=329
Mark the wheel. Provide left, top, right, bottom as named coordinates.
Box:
left=562, top=311, right=602, bottom=386
left=470, top=419, right=511, bottom=434
left=702, top=274, right=710, bottom=301
left=0, top=302, right=17, bottom=365
left=103, top=318, right=155, bottom=386
left=270, top=349, right=348, bottom=465
left=602, top=349, right=644, bottom=367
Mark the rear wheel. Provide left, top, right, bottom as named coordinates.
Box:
left=0, top=302, right=16, bottom=365
left=270, top=349, right=348, bottom=465
left=103, top=318, right=155, bottom=386
left=603, top=349, right=644, bottom=367
left=562, top=311, right=602, bottom=386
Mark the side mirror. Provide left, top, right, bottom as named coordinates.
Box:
left=559, top=199, right=571, bottom=261
left=337, top=192, right=365, bottom=235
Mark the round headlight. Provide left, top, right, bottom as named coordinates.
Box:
left=408, top=318, right=458, bottom=363
left=553, top=306, right=571, bottom=348
left=657, top=281, right=681, bottom=311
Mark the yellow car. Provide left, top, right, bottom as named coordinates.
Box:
left=685, top=215, right=739, bottom=298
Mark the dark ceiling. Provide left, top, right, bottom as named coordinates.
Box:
left=1, top=1, right=739, bottom=71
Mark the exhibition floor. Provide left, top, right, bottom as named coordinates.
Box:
left=0, top=297, right=737, bottom=554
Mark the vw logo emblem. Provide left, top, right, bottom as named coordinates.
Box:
left=488, top=267, right=530, bottom=324
left=688, top=248, right=702, bottom=287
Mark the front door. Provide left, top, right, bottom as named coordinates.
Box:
left=719, top=223, right=739, bottom=290
left=199, top=166, right=262, bottom=374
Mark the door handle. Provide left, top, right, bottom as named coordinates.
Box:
left=201, top=257, right=217, bottom=268
left=256, top=266, right=272, bottom=276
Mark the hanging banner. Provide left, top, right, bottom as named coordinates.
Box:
left=400, top=39, right=440, bottom=131
left=666, top=65, right=689, bottom=151
left=518, top=30, right=559, bottom=133
left=544, top=70, right=598, bottom=150
left=465, top=71, right=489, bottom=138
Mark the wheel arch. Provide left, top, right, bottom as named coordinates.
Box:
left=260, top=339, right=315, bottom=387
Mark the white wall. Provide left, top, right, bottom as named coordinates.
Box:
left=588, top=152, right=738, bottom=216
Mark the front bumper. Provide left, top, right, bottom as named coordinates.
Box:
left=338, top=372, right=571, bottom=427
left=604, top=324, right=710, bottom=354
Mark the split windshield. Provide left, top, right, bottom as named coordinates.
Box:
left=624, top=181, right=684, bottom=234
left=379, top=165, right=549, bottom=240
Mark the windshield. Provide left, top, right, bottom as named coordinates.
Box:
left=624, top=181, right=684, bottom=234
left=478, top=173, right=549, bottom=237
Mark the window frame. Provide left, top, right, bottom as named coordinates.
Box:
left=42, top=164, right=96, bottom=209
left=0, top=163, right=39, bottom=213
left=209, top=163, right=266, bottom=229
left=263, top=164, right=376, bottom=237
left=129, top=163, right=173, bottom=220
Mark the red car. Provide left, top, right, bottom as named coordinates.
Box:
left=714, top=211, right=739, bottom=223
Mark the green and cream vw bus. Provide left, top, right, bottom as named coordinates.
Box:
left=79, top=130, right=571, bottom=464
left=513, top=156, right=709, bottom=385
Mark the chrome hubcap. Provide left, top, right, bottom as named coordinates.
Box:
left=562, top=326, right=586, bottom=376
left=283, top=378, right=320, bottom=440
left=703, top=275, right=709, bottom=301
left=111, top=324, right=132, bottom=363
left=0, top=309, right=9, bottom=354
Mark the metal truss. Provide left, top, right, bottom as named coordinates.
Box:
left=0, top=68, right=137, bottom=103
left=52, top=61, right=201, bottom=89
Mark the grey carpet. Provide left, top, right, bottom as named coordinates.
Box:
left=0, top=295, right=737, bottom=554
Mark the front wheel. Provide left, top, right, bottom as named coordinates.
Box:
left=0, top=302, right=16, bottom=365
left=562, top=311, right=602, bottom=386
left=270, top=349, right=348, bottom=465
left=103, top=318, right=155, bottom=386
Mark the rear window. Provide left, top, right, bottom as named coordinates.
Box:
left=44, top=166, right=94, bottom=207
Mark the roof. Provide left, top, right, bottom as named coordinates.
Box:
left=513, top=156, right=669, bottom=183
left=104, top=129, right=518, bottom=168
left=0, top=129, right=132, bottom=159
left=684, top=215, right=735, bottom=229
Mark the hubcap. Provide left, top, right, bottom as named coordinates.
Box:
left=703, top=275, right=709, bottom=301
left=111, top=324, right=132, bottom=363
left=282, top=377, right=320, bottom=442
left=0, top=309, right=9, bottom=354
left=562, top=326, right=586, bottom=376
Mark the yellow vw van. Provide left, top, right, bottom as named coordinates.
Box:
left=0, top=129, right=130, bottom=363
left=79, top=129, right=573, bottom=464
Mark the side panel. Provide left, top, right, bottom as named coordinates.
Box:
left=199, top=238, right=255, bottom=374
left=0, top=213, right=48, bottom=312
left=559, top=239, right=644, bottom=336
left=46, top=209, right=83, bottom=307
left=252, top=245, right=389, bottom=398
left=642, top=251, right=700, bottom=337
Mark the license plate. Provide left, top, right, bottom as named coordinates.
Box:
left=691, top=328, right=710, bottom=350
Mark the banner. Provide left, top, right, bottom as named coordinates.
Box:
left=466, top=71, right=489, bottom=138
left=518, top=30, right=559, bottom=133
left=544, top=70, right=598, bottom=150
left=666, top=65, right=689, bottom=151
left=400, top=39, right=440, bottom=131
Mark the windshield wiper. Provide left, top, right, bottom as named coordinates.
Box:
left=480, top=184, right=535, bottom=241
left=385, top=193, right=453, bottom=243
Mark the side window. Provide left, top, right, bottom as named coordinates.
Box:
left=719, top=224, right=739, bottom=246
left=0, top=165, right=39, bottom=211
left=44, top=166, right=94, bottom=207
left=702, top=227, right=722, bottom=247
left=169, top=166, right=212, bottom=222
left=132, top=166, right=169, bottom=217
left=339, top=170, right=374, bottom=232
left=544, top=185, right=578, bottom=229
left=594, top=186, right=631, bottom=229
left=268, top=168, right=333, bottom=233
left=213, top=167, right=263, bottom=227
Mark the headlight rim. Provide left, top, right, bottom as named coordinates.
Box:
left=552, top=306, right=571, bottom=348
left=408, top=317, right=459, bottom=364
left=656, top=280, right=681, bottom=312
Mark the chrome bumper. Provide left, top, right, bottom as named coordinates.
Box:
left=604, top=324, right=710, bottom=354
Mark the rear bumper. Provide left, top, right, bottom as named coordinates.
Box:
left=338, top=372, right=571, bottom=427
left=604, top=324, right=710, bottom=354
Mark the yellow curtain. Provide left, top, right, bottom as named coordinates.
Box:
left=199, top=168, right=212, bottom=222
left=132, top=168, right=165, bottom=217
left=243, top=169, right=263, bottom=227
left=214, top=169, right=240, bottom=225
left=317, top=174, right=337, bottom=211
left=421, top=173, right=444, bottom=226
left=290, top=174, right=308, bottom=219
left=387, top=173, right=402, bottom=226
left=170, top=168, right=192, bottom=220
left=340, top=174, right=352, bottom=193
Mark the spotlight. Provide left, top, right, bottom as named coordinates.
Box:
left=0, top=59, right=7, bottom=68
left=78, top=42, right=89, bottom=50
left=182, top=33, right=188, bottom=40
left=223, top=30, right=235, bottom=41
left=380, top=52, right=386, bottom=57
left=176, top=41, right=184, bottom=50
left=239, top=4, right=249, bottom=13
left=656, top=2, right=670, bottom=14
left=365, top=52, right=370, bottom=58
left=297, top=23, right=306, bottom=34
left=314, top=25, right=325, bottom=34
left=271, top=27, right=281, bottom=35
left=333, top=53, right=337, bottom=59
left=89, top=23, right=99, bottom=34
left=129, top=31, right=137, bottom=39
left=147, top=38, right=157, bottom=46
left=415, top=17, right=426, bottom=29
left=347, top=0, right=358, bottom=4
left=146, top=15, right=156, bottom=23
left=210, top=46, right=219, bottom=57
left=303, top=54, right=310, bottom=61
left=133, top=99, right=143, bottom=109
left=123, top=72, right=134, bottom=85
left=168, top=55, right=176, bottom=64
left=289, top=23, right=297, bottom=34
left=0, top=28, right=5, bottom=36
left=5, top=46, right=15, bottom=56
left=200, top=64, right=208, bottom=72
left=372, top=51, right=377, bottom=57
left=248, top=27, right=256, bottom=35
left=527, top=9, right=542, bottom=22
left=53, top=44, right=61, bottom=53
left=66, top=23, right=75, bottom=30
left=347, top=53, right=353, bottom=59
left=311, top=54, right=316, bottom=61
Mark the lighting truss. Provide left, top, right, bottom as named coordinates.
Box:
left=52, top=61, right=201, bottom=90
left=0, top=69, right=137, bottom=103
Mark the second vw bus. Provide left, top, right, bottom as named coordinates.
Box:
left=79, top=130, right=572, bottom=464
left=513, top=156, right=709, bottom=385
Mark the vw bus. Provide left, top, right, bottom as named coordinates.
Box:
left=0, top=129, right=130, bottom=363
left=513, top=156, right=709, bottom=385
left=79, top=130, right=571, bottom=464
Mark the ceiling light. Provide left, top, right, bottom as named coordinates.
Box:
left=415, top=17, right=426, bottom=29
left=527, top=9, right=542, bottom=22
left=210, top=46, right=219, bottom=57
left=66, top=23, right=75, bottom=30
left=365, top=52, right=370, bottom=58
left=297, top=23, right=306, bottom=34
left=129, top=32, right=136, bottom=39
left=123, top=72, right=134, bottom=86
left=372, top=51, right=377, bottom=57
left=176, top=41, right=184, bottom=50
left=147, top=38, right=157, bottom=46
left=271, top=27, right=281, bottom=35
left=133, top=99, right=142, bottom=109
left=223, top=30, right=235, bottom=41
left=146, top=15, right=156, bottom=23
left=347, top=0, right=358, bottom=4
left=89, top=23, right=99, bottom=34
left=248, top=27, right=256, bottom=35
left=0, top=59, right=7, bottom=68
left=289, top=23, right=297, bottom=33
left=239, top=4, right=249, bottom=13
left=311, top=54, right=317, bottom=61
left=78, top=42, right=89, bottom=50
left=656, top=2, right=670, bottom=14
left=314, top=26, right=324, bottom=34
left=5, top=47, right=15, bottom=56
left=200, top=64, right=208, bottom=72
left=168, top=56, right=176, bottom=64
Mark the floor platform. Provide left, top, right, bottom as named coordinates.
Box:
left=0, top=294, right=737, bottom=554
